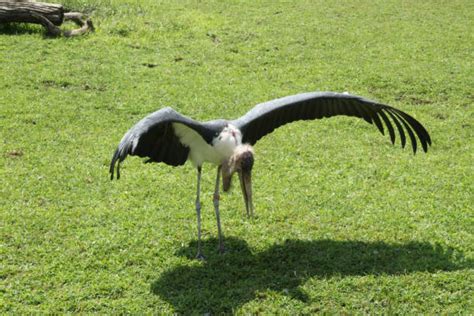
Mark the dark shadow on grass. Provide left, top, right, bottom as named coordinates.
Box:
left=151, top=237, right=471, bottom=313
left=0, top=23, right=43, bottom=36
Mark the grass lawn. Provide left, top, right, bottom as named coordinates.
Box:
left=1, top=0, right=473, bottom=313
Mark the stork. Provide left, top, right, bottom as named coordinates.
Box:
left=110, top=91, right=431, bottom=259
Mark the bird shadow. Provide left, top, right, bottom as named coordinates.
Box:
left=151, top=237, right=471, bottom=313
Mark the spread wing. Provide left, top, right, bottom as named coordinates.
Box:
left=232, top=92, right=431, bottom=152
left=110, top=107, right=213, bottom=179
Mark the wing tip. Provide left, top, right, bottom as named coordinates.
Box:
left=109, top=148, right=122, bottom=180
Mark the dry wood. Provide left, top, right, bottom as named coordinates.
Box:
left=0, top=1, right=64, bottom=25
left=0, top=1, right=93, bottom=37
left=63, top=12, right=93, bottom=37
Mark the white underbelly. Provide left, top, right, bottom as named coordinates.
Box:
left=173, top=123, right=224, bottom=166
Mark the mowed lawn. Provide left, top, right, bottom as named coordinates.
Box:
left=1, top=0, right=473, bottom=313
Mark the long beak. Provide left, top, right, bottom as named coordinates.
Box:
left=221, top=161, right=232, bottom=192
left=238, top=169, right=253, bottom=218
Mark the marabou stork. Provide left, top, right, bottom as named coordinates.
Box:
left=110, top=91, right=431, bottom=259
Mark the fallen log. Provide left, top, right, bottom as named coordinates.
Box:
left=0, top=1, right=93, bottom=37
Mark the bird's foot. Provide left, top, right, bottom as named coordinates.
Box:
left=195, top=252, right=206, bottom=261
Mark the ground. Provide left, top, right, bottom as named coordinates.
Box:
left=1, top=0, right=473, bottom=313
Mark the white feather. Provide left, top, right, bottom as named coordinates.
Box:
left=172, top=123, right=242, bottom=167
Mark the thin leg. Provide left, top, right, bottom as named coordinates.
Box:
left=195, top=166, right=205, bottom=260
left=214, top=165, right=225, bottom=254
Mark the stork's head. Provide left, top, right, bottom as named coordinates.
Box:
left=222, top=144, right=255, bottom=217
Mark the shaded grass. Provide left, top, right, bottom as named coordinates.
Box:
left=1, top=0, right=473, bottom=313
left=153, top=237, right=470, bottom=314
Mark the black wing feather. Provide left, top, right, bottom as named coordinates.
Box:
left=232, top=92, right=431, bottom=153
left=110, top=107, right=212, bottom=180
left=385, top=109, right=407, bottom=149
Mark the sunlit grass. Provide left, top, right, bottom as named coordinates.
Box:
left=1, top=0, right=473, bottom=313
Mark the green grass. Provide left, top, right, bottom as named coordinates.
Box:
left=1, top=0, right=473, bottom=313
